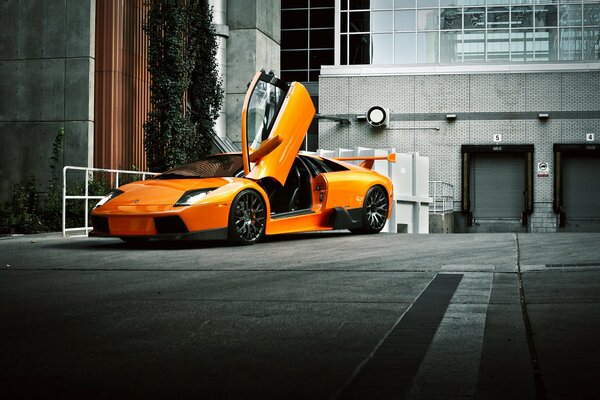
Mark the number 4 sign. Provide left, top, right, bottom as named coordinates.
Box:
left=587, top=133, right=595, bottom=142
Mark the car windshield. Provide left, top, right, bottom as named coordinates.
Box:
left=156, top=154, right=243, bottom=179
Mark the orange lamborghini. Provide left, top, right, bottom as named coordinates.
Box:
left=91, top=71, right=394, bottom=245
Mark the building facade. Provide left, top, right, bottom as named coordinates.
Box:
left=314, top=0, right=600, bottom=232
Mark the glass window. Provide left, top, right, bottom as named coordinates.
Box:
left=584, top=3, right=600, bottom=26
left=417, top=0, right=438, bottom=8
left=440, top=0, right=461, bottom=6
left=559, top=5, right=582, bottom=27
left=511, top=29, right=534, bottom=61
left=341, top=0, right=348, bottom=10
left=559, top=27, right=582, bottom=60
left=583, top=27, right=600, bottom=60
left=282, top=10, right=308, bottom=29
left=394, top=32, right=417, bottom=63
left=418, top=31, right=439, bottom=62
left=464, top=8, right=485, bottom=29
left=373, top=0, right=394, bottom=9
left=463, top=0, right=485, bottom=6
left=246, top=80, right=286, bottom=150
left=282, top=50, right=308, bottom=69
left=487, top=29, right=509, bottom=60
left=310, top=29, right=334, bottom=48
left=440, top=31, right=461, bottom=62
left=372, top=11, right=394, bottom=32
left=395, top=9, right=417, bottom=31
left=372, top=33, right=394, bottom=63
left=311, top=0, right=334, bottom=6
left=441, top=8, right=462, bottom=29
left=282, top=30, right=309, bottom=48
left=311, top=8, right=334, bottom=28
left=462, top=30, right=486, bottom=61
left=349, top=11, right=370, bottom=32
left=488, top=7, right=509, bottom=29
left=395, top=0, right=416, bottom=8
left=350, top=0, right=370, bottom=10
left=310, top=49, right=334, bottom=68
left=340, top=35, right=348, bottom=64
left=535, top=5, right=557, bottom=27
left=487, top=0, right=508, bottom=5
left=511, top=6, right=533, bottom=28
left=418, top=9, right=440, bottom=30
left=349, top=34, right=370, bottom=64
left=534, top=28, right=558, bottom=61
left=283, top=0, right=308, bottom=8
left=281, top=70, right=309, bottom=82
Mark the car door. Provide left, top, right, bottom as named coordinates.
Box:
left=241, top=71, right=315, bottom=186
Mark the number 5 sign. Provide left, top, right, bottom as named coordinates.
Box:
left=493, top=134, right=502, bottom=142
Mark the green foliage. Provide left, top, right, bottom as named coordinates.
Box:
left=143, top=0, right=223, bottom=172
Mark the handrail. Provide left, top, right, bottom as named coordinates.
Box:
left=62, top=166, right=160, bottom=237
left=429, top=181, right=454, bottom=214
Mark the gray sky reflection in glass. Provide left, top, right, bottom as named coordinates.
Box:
left=247, top=80, right=284, bottom=151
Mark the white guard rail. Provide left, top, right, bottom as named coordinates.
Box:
left=429, top=181, right=455, bottom=214
left=62, top=166, right=160, bottom=237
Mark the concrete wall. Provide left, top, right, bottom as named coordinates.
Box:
left=0, top=0, right=95, bottom=201
left=319, top=69, right=600, bottom=233
left=226, top=0, right=280, bottom=147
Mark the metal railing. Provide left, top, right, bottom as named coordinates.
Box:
left=429, top=181, right=455, bottom=214
left=62, top=166, right=160, bottom=237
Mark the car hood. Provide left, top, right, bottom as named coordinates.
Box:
left=106, top=178, right=235, bottom=207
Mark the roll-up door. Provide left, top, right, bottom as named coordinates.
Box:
left=562, top=154, right=600, bottom=219
left=470, top=153, right=526, bottom=219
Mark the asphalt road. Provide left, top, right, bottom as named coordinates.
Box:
left=1, top=232, right=599, bottom=399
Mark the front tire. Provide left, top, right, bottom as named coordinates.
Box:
left=228, top=189, right=266, bottom=245
left=352, top=185, right=389, bottom=234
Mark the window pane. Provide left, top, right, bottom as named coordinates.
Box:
left=282, top=30, right=309, bottom=48
left=372, top=11, right=394, bottom=32
left=417, top=0, right=438, bottom=8
left=282, top=10, right=308, bottom=29
left=418, top=9, right=440, bottom=30
left=441, top=8, right=462, bottom=30
left=583, top=27, right=600, bottom=60
left=281, top=70, right=308, bottom=83
left=584, top=4, right=600, bottom=26
left=394, top=32, right=417, bottom=63
left=487, top=30, right=509, bottom=60
left=310, top=29, right=334, bottom=48
left=464, top=8, right=485, bottom=29
left=372, top=33, right=394, bottom=63
left=349, top=34, right=370, bottom=64
left=282, top=50, right=308, bottom=69
left=310, top=0, right=334, bottom=6
left=559, top=27, right=582, bottom=60
left=282, top=0, right=308, bottom=9
left=534, top=28, right=558, bottom=61
left=462, top=30, right=485, bottom=61
left=341, top=11, right=348, bottom=32
left=309, top=70, right=321, bottom=82
left=511, top=6, right=533, bottom=28
left=340, top=34, right=348, bottom=64
left=559, top=5, right=582, bottom=27
left=311, top=8, right=334, bottom=28
left=350, top=0, right=370, bottom=10
left=440, top=0, right=461, bottom=6
left=535, top=5, right=557, bottom=27
left=488, top=7, right=509, bottom=29
left=440, top=31, right=461, bottom=62
left=373, top=0, right=394, bottom=9
left=310, top=49, right=335, bottom=69
left=487, top=0, right=507, bottom=5
left=395, top=9, right=416, bottom=31
left=341, top=0, right=348, bottom=10
left=417, top=31, right=439, bottom=62
left=395, top=0, right=416, bottom=8
left=349, top=11, right=370, bottom=32
left=511, top=29, right=534, bottom=61
left=463, top=0, right=485, bottom=6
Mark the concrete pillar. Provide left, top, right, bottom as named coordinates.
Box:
left=210, top=0, right=229, bottom=138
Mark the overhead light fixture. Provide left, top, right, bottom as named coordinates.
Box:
left=538, top=113, right=549, bottom=119
left=446, top=114, right=457, bottom=120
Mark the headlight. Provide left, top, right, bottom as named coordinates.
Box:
left=174, top=188, right=216, bottom=207
left=94, top=189, right=124, bottom=208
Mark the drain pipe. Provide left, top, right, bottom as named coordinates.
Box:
left=210, top=0, right=229, bottom=138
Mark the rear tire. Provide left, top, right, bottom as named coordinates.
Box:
left=351, top=185, right=389, bottom=234
left=228, top=189, right=266, bottom=245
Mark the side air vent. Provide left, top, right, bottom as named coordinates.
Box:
left=154, top=216, right=188, bottom=234
left=91, top=216, right=110, bottom=233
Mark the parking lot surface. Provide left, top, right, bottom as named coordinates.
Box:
left=1, top=232, right=599, bottom=399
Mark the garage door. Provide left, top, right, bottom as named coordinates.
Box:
left=563, top=154, right=600, bottom=219
left=470, top=153, right=526, bottom=219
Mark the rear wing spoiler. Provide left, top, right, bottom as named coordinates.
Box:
left=334, top=153, right=396, bottom=170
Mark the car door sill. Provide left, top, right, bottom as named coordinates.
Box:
left=270, top=209, right=315, bottom=220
